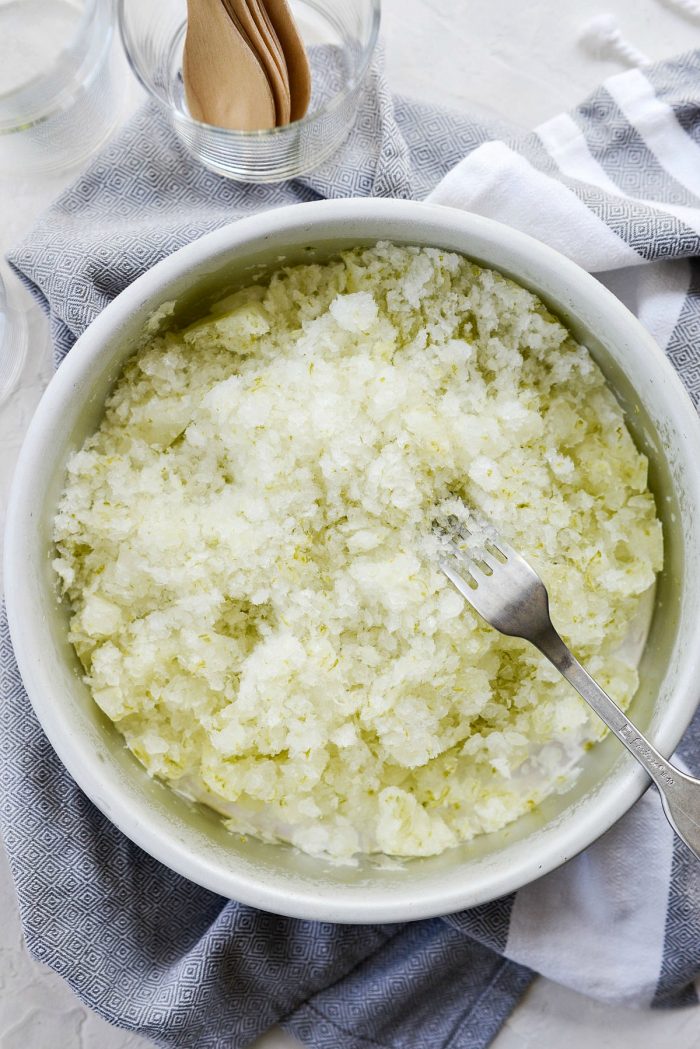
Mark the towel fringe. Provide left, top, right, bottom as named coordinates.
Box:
left=661, top=0, right=700, bottom=19
left=579, top=14, right=650, bottom=67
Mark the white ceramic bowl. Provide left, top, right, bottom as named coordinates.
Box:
left=6, top=198, right=700, bottom=923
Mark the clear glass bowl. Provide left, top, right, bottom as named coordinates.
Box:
left=0, top=0, right=119, bottom=175
left=118, top=0, right=381, bottom=183
left=0, top=271, right=27, bottom=405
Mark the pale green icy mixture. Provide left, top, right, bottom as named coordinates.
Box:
left=53, top=243, right=663, bottom=860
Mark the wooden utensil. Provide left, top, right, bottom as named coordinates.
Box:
left=183, top=0, right=276, bottom=131
left=260, top=0, right=311, bottom=121
left=247, top=0, right=291, bottom=123
left=223, top=0, right=291, bottom=125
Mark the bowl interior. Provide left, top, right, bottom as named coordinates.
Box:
left=11, top=201, right=700, bottom=921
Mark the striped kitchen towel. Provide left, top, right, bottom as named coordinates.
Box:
left=3, top=44, right=700, bottom=1049
left=429, top=55, right=700, bottom=1009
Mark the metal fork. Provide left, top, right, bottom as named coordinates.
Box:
left=439, top=517, right=700, bottom=861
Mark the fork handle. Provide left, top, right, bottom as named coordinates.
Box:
left=535, top=626, right=700, bottom=861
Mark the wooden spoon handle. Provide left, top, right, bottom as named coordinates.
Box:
left=184, top=0, right=276, bottom=131
left=247, top=0, right=291, bottom=124
left=260, top=0, right=311, bottom=121
left=224, top=0, right=291, bottom=126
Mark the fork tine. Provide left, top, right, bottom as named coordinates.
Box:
left=466, top=513, right=518, bottom=563
left=436, top=507, right=550, bottom=641
left=439, top=556, right=477, bottom=596
left=446, top=513, right=473, bottom=536
left=472, top=548, right=500, bottom=573
left=445, top=537, right=499, bottom=575
left=482, top=530, right=516, bottom=562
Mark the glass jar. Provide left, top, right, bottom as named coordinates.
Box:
left=119, top=0, right=381, bottom=183
left=0, top=271, right=27, bottom=405
left=0, top=0, right=120, bottom=174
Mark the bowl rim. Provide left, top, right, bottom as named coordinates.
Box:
left=6, top=197, right=700, bottom=922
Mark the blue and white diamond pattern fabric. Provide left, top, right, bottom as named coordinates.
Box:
left=0, top=614, right=528, bottom=1049
left=3, top=43, right=700, bottom=1049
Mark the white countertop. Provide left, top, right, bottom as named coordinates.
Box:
left=2, top=1, right=700, bottom=1046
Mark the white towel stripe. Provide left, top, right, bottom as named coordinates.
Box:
left=427, top=141, right=640, bottom=272
left=605, top=68, right=700, bottom=200
left=535, top=113, right=625, bottom=196
left=426, top=60, right=700, bottom=1009
left=600, top=260, right=692, bottom=352
left=534, top=114, right=695, bottom=346
left=505, top=788, right=675, bottom=1006
left=536, top=112, right=700, bottom=239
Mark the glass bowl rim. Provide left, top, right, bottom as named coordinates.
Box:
left=0, top=0, right=98, bottom=104
left=0, top=0, right=111, bottom=130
